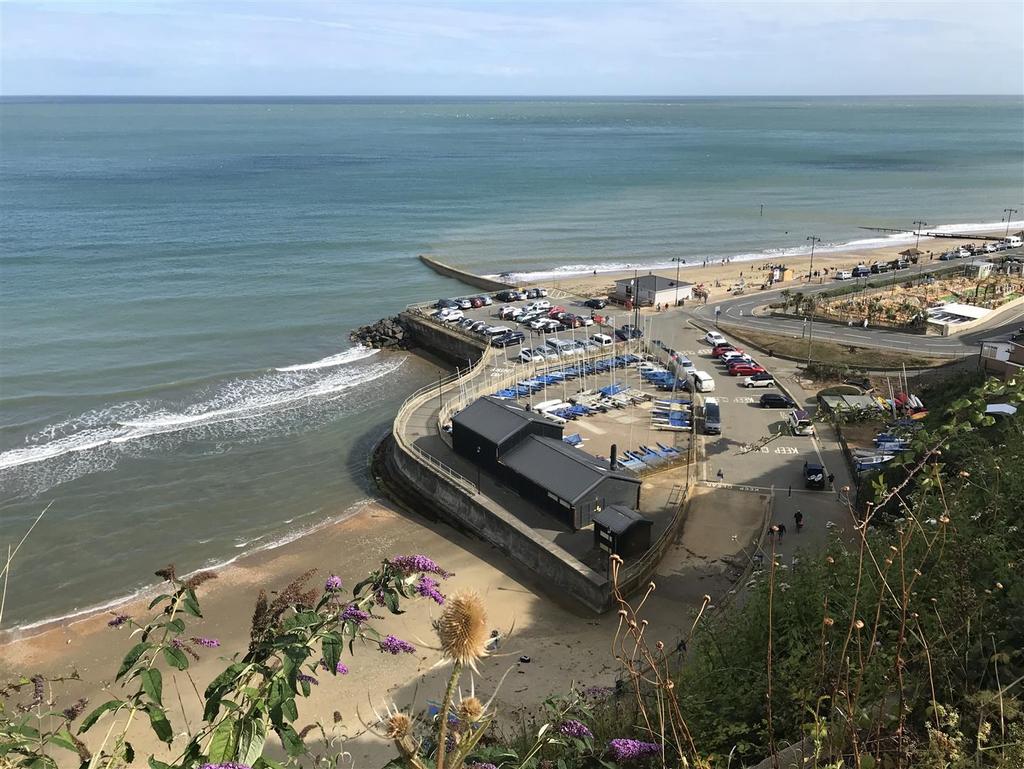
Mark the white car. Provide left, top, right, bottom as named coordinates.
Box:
left=524, top=300, right=551, bottom=313
left=704, top=331, right=726, bottom=346
left=834, top=270, right=853, bottom=280
left=498, top=305, right=522, bottom=320
left=519, top=348, right=545, bottom=363
left=719, top=350, right=749, bottom=363
left=442, top=310, right=465, bottom=323
left=743, top=373, right=776, bottom=388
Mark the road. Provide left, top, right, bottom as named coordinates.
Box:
left=686, top=250, right=1024, bottom=357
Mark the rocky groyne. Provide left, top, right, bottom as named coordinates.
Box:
left=349, top=316, right=411, bottom=349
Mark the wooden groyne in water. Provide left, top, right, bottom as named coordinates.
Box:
left=418, top=254, right=515, bottom=291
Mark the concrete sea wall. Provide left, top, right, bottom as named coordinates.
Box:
left=418, top=255, right=515, bottom=291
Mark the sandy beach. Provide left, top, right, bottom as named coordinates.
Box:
left=547, top=232, right=1009, bottom=302
left=1, top=488, right=762, bottom=767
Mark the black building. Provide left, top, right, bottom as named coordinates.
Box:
left=499, top=435, right=641, bottom=530
left=451, top=396, right=561, bottom=474
left=593, top=505, right=653, bottom=559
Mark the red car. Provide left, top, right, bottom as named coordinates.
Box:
left=547, top=306, right=567, bottom=318
left=713, top=345, right=742, bottom=358
left=728, top=363, right=766, bottom=376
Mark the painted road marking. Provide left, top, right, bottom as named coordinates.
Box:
left=733, top=396, right=756, bottom=403
left=774, top=446, right=800, bottom=454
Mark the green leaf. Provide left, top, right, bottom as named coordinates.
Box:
left=162, top=646, right=189, bottom=670
left=208, top=717, right=238, bottom=762
left=148, top=757, right=174, bottom=769
left=147, top=704, right=173, bottom=744
left=282, top=697, right=298, bottom=723
left=383, top=590, right=403, bottom=615
left=236, top=716, right=268, bottom=767
left=148, top=594, right=172, bottom=610
left=165, top=618, right=185, bottom=633
left=48, top=727, right=80, bottom=754
left=116, top=642, right=152, bottom=681
left=181, top=593, right=203, bottom=618
left=78, top=700, right=122, bottom=733
left=322, top=633, right=341, bottom=675
left=141, top=668, right=163, bottom=706
left=276, top=723, right=305, bottom=757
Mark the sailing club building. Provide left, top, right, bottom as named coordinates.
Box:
left=451, top=397, right=641, bottom=530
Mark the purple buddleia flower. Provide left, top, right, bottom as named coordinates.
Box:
left=558, top=719, right=593, bottom=739
left=389, top=555, right=453, bottom=578
left=379, top=634, right=416, bottom=655
left=415, top=576, right=446, bottom=605
left=320, top=659, right=350, bottom=675
left=324, top=575, right=343, bottom=591
left=62, top=698, right=89, bottom=721
left=107, top=614, right=130, bottom=628
left=190, top=636, right=220, bottom=648
left=340, top=604, right=371, bottom=624
left=607, top=738, right=661, bottom=762
left=297, top=674, right=319, bottom=686
left=200, top=763, right=253, bottom=769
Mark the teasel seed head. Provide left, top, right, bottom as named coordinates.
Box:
left=458, top=696, right=485, bottom=723
left=435, top=590, right=489, bottom=667
left=385, top=712, right=412, bottom=739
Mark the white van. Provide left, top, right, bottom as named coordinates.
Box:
left=484, top=325, right=512, bottom=338
left=834, top=270, right=853, bottom=280
left=590, top=333, right=614, bottom=347
left=788, top=409, right=815, bottom=436
left=1006, top=235, right=1022, bottom=248
left=545, top=338, right=575, bottom=357
left=692, top=370, right=715, bottom=392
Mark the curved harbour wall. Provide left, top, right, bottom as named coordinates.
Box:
left=418, top=255, right=515, bottom=291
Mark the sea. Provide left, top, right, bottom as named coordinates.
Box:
left=2, top=96, right=1022, bottom=629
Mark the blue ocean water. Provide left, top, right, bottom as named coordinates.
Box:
left=1, top=96, right=1022, bottom=627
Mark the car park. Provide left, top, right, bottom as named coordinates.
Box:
left=704, top=331, right=727, bottom=346
left=834, top=270, right=853, bottom=280
left=584, top=298, right=608, bottom=309
left=760, top=392, right=796, bottom=408
left=742, top=372, right=775, bottom=388
left=803, top=461, right=826, bottom=489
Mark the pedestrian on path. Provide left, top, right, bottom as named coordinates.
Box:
left=769, top=524, right=779, bottom=541
left=777, top=523, right=787, bottom=540
left=716, top=468, right=724, bottom=481
left=827, top=472, right=835, bottom=487
left=794, top=510, right=804, bottom=532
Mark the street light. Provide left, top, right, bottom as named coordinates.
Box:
left=671, top=257, right=686, bottom=307
left=807, top=235, right=820, bottom=282
left=913, top=220, right=928, bottom=251
left=1005, top=208, right=1019, bottom=238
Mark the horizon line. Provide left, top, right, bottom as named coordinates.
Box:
left=2, top=93, right=1022, bottom=99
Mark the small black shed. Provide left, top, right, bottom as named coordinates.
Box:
left=451, top=397, right=561, bottom=474
left=593, top=505, right=653, bottom=559
left=499, top=436, right=641, bottom=529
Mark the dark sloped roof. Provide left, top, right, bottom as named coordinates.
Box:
left=593, top=504, right=650, bottom=534
left=453, top=397, right=554, bottom=445
left=500, top=435, right=639, bottom=504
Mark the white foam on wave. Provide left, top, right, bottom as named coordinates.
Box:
left=274, top=344, right=378, bottom=372
left=0, top=354, right=405, bottom=471
left=485, top=219, right=1024, bottom=284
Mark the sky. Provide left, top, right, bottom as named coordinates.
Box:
left=1, top=1, right=1022, bottom=96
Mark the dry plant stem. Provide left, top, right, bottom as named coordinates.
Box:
left=0, top=502, right=53, bottom=626
left=765, top=539, right=776, bottom=766
left=435, top=660, right=462, bottom=769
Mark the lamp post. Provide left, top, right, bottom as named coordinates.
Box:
left=807, top=235, right=820, bottom=283
left=672, top=257, right=685, bottom=307
left=913, top=220, right=928, bottom=251
left=1005, top=208, right=1019, bottom=238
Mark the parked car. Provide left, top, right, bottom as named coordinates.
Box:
left=455, top=298, right=473, bottom=309
left=469, top=320, right=490, bottom=333
left=458, top=317, right=476, bottom=329
left=468, top=297, right=484, bottom=308
left=788, top=409, right=815, bottom=436
left=492, top=331, right=525, bottom=347
left=433, top=307, right=456, bottom=319
left=713, top=345, right=742, bottom=358
left=852, top=266, right=871, bottom=278
left=834, top=270, right=853, bottom=280
left=619, top=324, right=644, bottom=339
left=435, top=298, right=459, bottom=309
left=538, top=320, right=561, bottom=333
left=560, top=314, right=585, bottom=329
left=477, top=295, right=493, bottom=305
left=525, top=288, right=542, bottom=299
left=591, top=333, right=614, bottom=347
left=870, top=262, right=891, bottom=274
left=703, top=398, right=721, bottom=435
left=719, top=350, right=750, bottom=363
left=938, top=251, right=959, bottom=261
left=519, top=348, right=545, bottom=363
left=495, top=289, right=519, bottom=302
left=727, top=363, right=766, bottom=377
left=546, top=306, right=567, bottom=318
left=529, top=317, right=552, bottom=330
left=498, top=305, right=523, bottom=320
left=584, top=298, right=608, bottom=309
left=442, top=309, right=465, bottom=323
left=760, top=392, right=796, bottom=409
left=803, top=461, right=826, bottom=489
left=524, top=300, right=551, bottom=313
left=704, top=331, right=727, bottom=346
left=743, top=372, right=775, bottom=388
left=889, top=259, right=909, bottom=270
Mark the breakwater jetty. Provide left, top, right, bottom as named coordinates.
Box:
left=418, top=254, right=514, bottom=291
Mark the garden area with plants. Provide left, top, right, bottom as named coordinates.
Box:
left=2, top=375, right=1022, bottom=769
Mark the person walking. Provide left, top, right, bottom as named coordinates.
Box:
left=777, top=523, right=787, bottom=540
left=827, top=472, right=835, bottom=487
left=794, top=510, right=804, bottom=532
left=716, top=468, right=725, bottom=481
